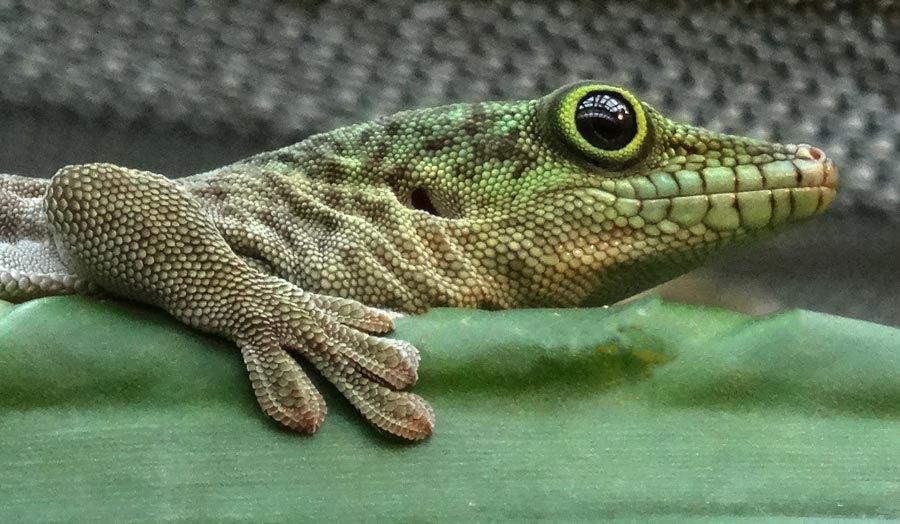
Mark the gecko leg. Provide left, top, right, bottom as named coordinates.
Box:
left=43, top=163, right=435, bottom=440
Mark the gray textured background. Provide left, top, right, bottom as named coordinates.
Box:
left=1, top=0, right=897, bottom=324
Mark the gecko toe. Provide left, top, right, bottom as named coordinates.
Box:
left=302, top=345, right=434, bottom=441
left=357, top=388, right=435, bottom=441
left=310, top=294, right=396, bottom=334
left=289, top=305, right=421, bottom=390
left=338, top=332, right=420, bottom=389
left=240, top=340, right=327, bottom=433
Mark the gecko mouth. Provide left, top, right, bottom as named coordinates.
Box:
left=560, top=145, right=837, bottom=307
left=682, top=144, right=836, bottom=231
left=594, top=144, right=838, bottom=233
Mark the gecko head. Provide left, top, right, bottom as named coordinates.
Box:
left=453, top=81, right=838, bottom=306
left=312, top=81, right=837, bottom=308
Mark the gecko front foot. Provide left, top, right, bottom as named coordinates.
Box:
left=44, top=163, right=434, bottom=440
left=237, top=280, right=435, bottom=440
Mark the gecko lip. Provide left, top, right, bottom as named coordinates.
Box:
left=571, top=143, right=841, bottom=233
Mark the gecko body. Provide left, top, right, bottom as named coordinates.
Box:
left=0, top=82, right=837, bottom=439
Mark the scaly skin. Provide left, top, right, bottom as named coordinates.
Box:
left=0, top=82, right=837, bottom=440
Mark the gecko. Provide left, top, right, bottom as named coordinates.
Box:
left=0, top=82, right=837, bottom=440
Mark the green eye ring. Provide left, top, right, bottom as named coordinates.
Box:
left=551, top=83, right=651, bottom=167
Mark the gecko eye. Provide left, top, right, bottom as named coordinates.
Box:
left=574, top=91, right=638, bottom=151
left=542, top=82, right=650, bottom=169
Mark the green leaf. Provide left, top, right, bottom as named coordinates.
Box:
left=1, top=295, right=899, bottom=522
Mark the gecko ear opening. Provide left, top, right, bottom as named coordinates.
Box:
left=410, top=187, right=440, bottom=216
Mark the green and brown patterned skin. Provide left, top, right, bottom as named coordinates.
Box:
left=0, top=82, right=837, bottom=440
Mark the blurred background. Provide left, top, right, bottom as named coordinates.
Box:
left=0, top=0, right=897, bottom=325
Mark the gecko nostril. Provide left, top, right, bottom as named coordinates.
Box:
left=808, top=146, right=824, bottom=161
left=796, top=145, right=826, bottom=162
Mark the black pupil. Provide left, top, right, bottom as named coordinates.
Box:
left=574, top=91, right=637, bottom=151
